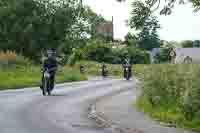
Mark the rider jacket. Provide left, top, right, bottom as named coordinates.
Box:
left=43, top=58, right=57, bottom=74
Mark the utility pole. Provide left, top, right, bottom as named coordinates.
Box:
left=112, top=16, right=114, bottom=42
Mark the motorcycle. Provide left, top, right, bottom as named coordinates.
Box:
left=102, top=65, right=108, bottom=78
left=42, top=68, right=51, bottom=96
left=41, top=67, right=56, bottom=96
left=124, top=66, right=131, bottom=80
left=80, top=65, right=85, bottom=74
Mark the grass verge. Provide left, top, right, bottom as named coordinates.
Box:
left=134, top=64, right=200, bottom=132
left=136, top=96, right=200, bottom=132
left=0, top=65, right=87, bottom=90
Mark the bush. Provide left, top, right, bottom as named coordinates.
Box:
left=127, top=47, right=150, bottom=64
left=0, top=51, right=31, bottom=67
left=82, top=40, right=150, bottom=64
left=67, top=48, right=84, bottom=66
left=83, top=41, right=113, bottom=63
left=137, top=64, right=200, bottom=131
left=154, top=48, right=170, bottom=63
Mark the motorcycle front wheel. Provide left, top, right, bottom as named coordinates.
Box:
left=42, top=78, right=48, bottom=96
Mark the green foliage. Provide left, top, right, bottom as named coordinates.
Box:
left=136, top=95, right=200, bottom=132
left=124, top=0, right=200, bottom=15
left=193, top=40, right=200, bottom=47
left=119, top=46, right=150, bottom=64
left=136, top=64, right=200, bottom=131
left=67, top=48, right=83, bottom=66
left=75, top=61, right=123, bottom=76
left=0, top=0, right=112, bottom=63
left=181, top=40, right=194, bottom=48
left=129, top=0, right=161, bottom=50
left=154, top=48, right=170, bottom=63
left=81, top=6, right=107, bottom=38
left=124, top=32, right=137, bottom=47
left=137, top=24, right=161, bottom=50
left=82, top=40, right=150, bottom=64
left=75, top=61, right=147, bottom=77
left=56, top=66, right=87, bottom=82
left=129, top=0, right=151, bottom=30
left=0, top=0, right=85, bottom=61
left=0, top=0, right=95, bottom=61
left=0, top=65, right=87, bottom=90
left=114, top=0, right=200, bottom=14
left=83, top=41, right=113, bottom=63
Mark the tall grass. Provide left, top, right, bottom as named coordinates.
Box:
left=136, top=64, right=200, bottom=132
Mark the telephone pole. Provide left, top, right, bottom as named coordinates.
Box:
left=112, top=16, right=114, bottom=42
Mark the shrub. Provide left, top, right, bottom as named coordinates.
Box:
left=139, top=64, right=200, bottom=123
left=83, top=41, right=113, bottom=63
left=154, top=48, right=170, bottom=63
left=67, top=48, right=83, bottom=66
left=82, top=40, right=150, bottom=64
left=0, top=51, right=31, bottom=67
left=127, top=47, right=150, bottom=64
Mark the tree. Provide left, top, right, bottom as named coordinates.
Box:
left=129, top=0, right=161, bottom=50
left=81, top=6, right=107, bottom=37
left=81, top=6, right=114, bottom=42
left=0, top=0, right=80, bottom=61
left=193, top=40, right=200, bottom=47
left=79, top=0, right=200, bottom=15
left=181, top=40, right=194, bottom=48
left=137, top=26, right=161, bottom=50
left=124, top=32, right=137, bottom=47
left=115, top=0, right=200, bottom=14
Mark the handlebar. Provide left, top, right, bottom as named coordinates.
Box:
left=42, top=67, right=57, bottom=72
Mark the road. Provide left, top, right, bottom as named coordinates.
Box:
left=0, top=78, right=135, bottom=133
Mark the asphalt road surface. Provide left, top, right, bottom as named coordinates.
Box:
left=0, top=78, right=134, bottom=133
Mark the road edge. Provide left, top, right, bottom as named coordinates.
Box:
left=88, top=78, right=143, bottom=133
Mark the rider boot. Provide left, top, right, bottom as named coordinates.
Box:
left=40, top=74, right=44, bottom=90
left=49, top=74, right=55, bottom=91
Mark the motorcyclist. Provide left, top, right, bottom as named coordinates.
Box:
left=122, top=58, right=132, bottom=79
left=80, top=64, right=85, bottom=74
left=101, top=63, right=108, bottom=77
left=40, top=49, right=57, bottom=92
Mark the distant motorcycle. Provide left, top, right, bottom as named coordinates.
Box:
left=102, top=64, right=108, bottom=78
left=125, top=67, right=130, bottom=80
left=124, top=65, right=131, bottom=80
left=80, top=65, right=85, bottom=74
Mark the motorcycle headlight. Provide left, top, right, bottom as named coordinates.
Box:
left=44, top=72, right=50, bottom=78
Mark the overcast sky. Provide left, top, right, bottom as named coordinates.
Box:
left=83, top=0, right=200, bottom=41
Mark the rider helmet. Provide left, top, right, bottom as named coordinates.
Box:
left=47, top=48, right=56, bottom=58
